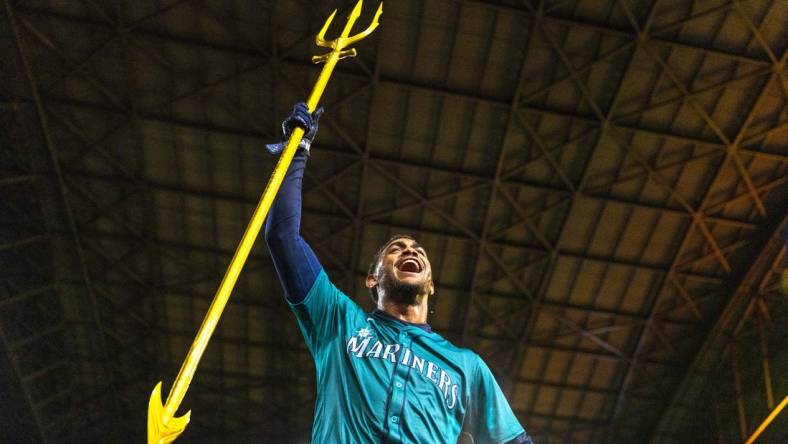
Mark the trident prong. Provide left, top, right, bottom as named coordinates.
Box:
left=313, top=0, right=382, bottom=59
left=342, top=3, right=382, bottom=48
left=315, top=10, right=337, bottom=48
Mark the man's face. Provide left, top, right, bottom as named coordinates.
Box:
left=370, top=238, right=434, bottom=305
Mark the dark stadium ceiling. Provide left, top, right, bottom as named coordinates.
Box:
left=1, top=0, right=786, bottom=442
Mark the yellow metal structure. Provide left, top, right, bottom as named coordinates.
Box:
left=147, top=2, right=382, bottom=442
left=744, top=394, right=788, bottom=444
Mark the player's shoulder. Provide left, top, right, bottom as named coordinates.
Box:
left=303, top=270, right=365, bottom=315
left=312, top=270, right=356, bottom=300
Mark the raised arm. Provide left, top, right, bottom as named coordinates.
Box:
left=264, top=103, right=324, bottom=303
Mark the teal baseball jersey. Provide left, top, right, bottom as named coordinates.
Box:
left=289, top=269, right=525, bottom=443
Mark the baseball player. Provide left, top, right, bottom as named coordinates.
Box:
left=265, top=103, right=533, bottom=443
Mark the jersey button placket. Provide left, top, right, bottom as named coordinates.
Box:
left=384, top=333, right=410, bottom=442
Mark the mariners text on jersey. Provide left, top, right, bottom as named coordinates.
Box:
left=346, top=328, right=461, bottom=409
left=289, top=270, right=525, bottom=444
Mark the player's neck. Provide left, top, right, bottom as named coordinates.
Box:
left=379, top=297, right=429, bottom=324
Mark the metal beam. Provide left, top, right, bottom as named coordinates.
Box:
left=461, top=5, right=537, bottom=346
left=345, top=8, right=385, bottom=296
left=613, top=45, right=788, bottom=442
left=505, top=0, right=657, bottom=423
left=0, top=306, right=50, bottom=443
left=649, top=213, right=788, bottom=441
left=18, top=109, right=761, bottom=231
left=458, top=0, right=771, bottom=65
left=0, top=175, right=35, bottom=187
left=3, top=1, right=123, bottom=438
left=6, top=11, right=784, bottom=165
left=624, top=10, right=769, bottom=217
left=0, top=234, right=49, bottom=253
left=0, top=285, right=59, bottom=308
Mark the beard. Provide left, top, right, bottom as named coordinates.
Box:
left=378, top=265, right=429, bottom=306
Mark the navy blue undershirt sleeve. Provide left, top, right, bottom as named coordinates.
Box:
left=264, top=152, right=323, bottom=303
left=508, top=432, right=533, bottom=444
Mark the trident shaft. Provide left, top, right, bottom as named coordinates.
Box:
left=147, top=2, right=382, bottom=442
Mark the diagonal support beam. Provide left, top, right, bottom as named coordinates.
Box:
left=648, top=213, right=788, bottom=442
left=504, top=0, right=661, bottom=400
left=605, top=43, right=787, bottom=443
left=3, top=0, right=124, bottom=437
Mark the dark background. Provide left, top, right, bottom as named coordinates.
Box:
left=1, top=0, right=787, bottom=442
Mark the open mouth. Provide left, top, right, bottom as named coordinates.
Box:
left=396, top=258, right=423, bottom=274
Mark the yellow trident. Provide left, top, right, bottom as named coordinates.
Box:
left=146, top=2, right=382, bottom=443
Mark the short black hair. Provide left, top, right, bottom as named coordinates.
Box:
left=367, top=234, right=416, bottom=301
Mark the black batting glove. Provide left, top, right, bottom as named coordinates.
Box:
left=265, top=102, right=324, bottom=155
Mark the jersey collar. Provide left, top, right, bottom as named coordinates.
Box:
left=371, top=309, right=432, bottom=333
